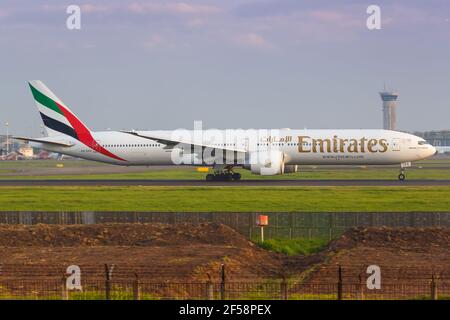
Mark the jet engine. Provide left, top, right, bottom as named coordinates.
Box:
left=243, top=150, right=285, bottom=175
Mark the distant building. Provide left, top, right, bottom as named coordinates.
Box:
left=0, top=135, right=14, bottom=155
left=414, top=130, right=450, bottom=147
left=18, top=146, right=34, bottom=158
left=0, top=135, right=29, bottom=156
left=380, top=90, right=399, bottom=130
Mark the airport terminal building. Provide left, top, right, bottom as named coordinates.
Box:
left=414, top=130, right=450, bottom=147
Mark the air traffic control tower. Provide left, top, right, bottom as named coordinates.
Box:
left=379, top=90, right=399, bottom=130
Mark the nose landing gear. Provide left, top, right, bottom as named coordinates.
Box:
left=398, top=162, right=411, bottom=181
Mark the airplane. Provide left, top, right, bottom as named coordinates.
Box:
left=13, top=80, right=437, bottom=181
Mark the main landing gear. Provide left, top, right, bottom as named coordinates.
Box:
left=206, top=172, right=241, bottom=181
left=398, top=162, right=411, bottom=181
left=205, top=166, right=241, bottom=181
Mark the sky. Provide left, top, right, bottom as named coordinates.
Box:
left=1, top=0, right=450, bottom=136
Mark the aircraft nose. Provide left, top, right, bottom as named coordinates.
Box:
left=431, top=145, right=437, bottom=156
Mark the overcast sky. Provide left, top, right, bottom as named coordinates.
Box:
left=1, top=0, right=450, bottom=136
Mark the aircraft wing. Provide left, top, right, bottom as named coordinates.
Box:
left=12, top=136, right=74, bottom=147
left=121, top=130, right=247, bottom=153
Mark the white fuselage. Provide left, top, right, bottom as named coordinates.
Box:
left=32, top=129, right=436, bottom=167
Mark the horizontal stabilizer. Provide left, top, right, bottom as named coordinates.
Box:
left=12, top=136, right=74, bottom=147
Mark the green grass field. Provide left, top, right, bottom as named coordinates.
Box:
left=256, top=238, right=329, bottom=255
left=1, top=186, right=450, bottom=212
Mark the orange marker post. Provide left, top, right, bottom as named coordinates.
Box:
left=256, top=215, right=269, bottom=242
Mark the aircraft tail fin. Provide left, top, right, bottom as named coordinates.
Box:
left=28, top=80, right=91, bottom=139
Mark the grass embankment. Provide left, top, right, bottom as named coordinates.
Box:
left=256, top=238, right=329, bottom=255
left=1, top=186, right=449, bottom=212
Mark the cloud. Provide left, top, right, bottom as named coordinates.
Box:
left=309, top=10, right=345, bottom=23
left=40, top=3, right=116, bottom=14
left=186, top=18, right=205, bottom=27
left=233, top=32, right=272, bottom=48
left=0, top=9, right=10, bottom=19
left=143, top=34, right=165, bottom=47
left=385, top=4, right=447, bottom=27
left=128, top=2, right=221, bottom=15
left=80, top=4, right=116, bottom=14
left=308, top=10, right=362, bottom=28
left=141, top=33, right=179, bottom=50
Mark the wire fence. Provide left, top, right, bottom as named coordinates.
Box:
left=0, top=264, right=449, bottom=300
left=0, top=211, right=449, bottom=240
left=1, top=279, right=449, bottom=300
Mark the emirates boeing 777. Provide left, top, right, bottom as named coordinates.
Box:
left=14, top=81, right=437, bottom=181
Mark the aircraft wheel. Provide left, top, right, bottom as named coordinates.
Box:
left=224, top=173, right=233, bottom=181
left=206, top=174, right=214, bottom=181
left=398, top=173, right=405, bottom=181
left=232, top=173, right=241, bottom=181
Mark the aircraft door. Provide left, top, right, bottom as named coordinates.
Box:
left=391, top=138, right=400, bottom=151
left=243, top=137, right=250, bottom=152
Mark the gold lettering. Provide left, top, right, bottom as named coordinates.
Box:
left=339, top=139, right=348, bottom=153
left=313, top=139, right=331, bottom=153
left=359, top=137, right=367, bottom=153
left=367, top=139, right=378, bottom=153
left=379, top=139, right=388, bottom=153
left=296, top=135, right=389, bottom=153
left=298, top=136, right=311, bottom=153
left=347, top=139, right=358, bottom=153
left=333, top=135, right=339, bottom=153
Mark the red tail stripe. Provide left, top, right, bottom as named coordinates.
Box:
left=55, top=102, right=126, bottom=162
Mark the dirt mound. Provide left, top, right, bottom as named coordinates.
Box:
left=1, top=224, right=449, bottom=299
left=0, top=223, right=253, bottom=247
left=0, top=223, right=319, bottom=281
left=305, top=227, right=450, bottom=286
left=327, top=227, right=450, bottom=252
left=1, top=224, right=447, bottom=286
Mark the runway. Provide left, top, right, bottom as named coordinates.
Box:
left=1, top=179, right=450, bottom=186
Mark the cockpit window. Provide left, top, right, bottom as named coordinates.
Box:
left=418, top=141, right=427, bottom=145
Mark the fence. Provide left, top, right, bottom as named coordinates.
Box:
left=0, top=211, right=449, bottom=240
left=0, top=264, right=450, bottom=300
left=0, top=265, right=448, bottom=300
